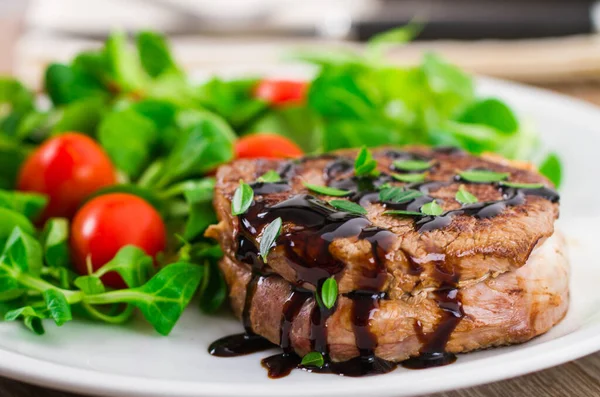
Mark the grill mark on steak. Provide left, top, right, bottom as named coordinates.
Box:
left=207, top=146, right=561, bottom=378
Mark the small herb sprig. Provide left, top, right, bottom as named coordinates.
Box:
left=420, top=201, right=443, bottom=216
left=393, top=159, right=432, bottom=172
left=379, top=186, right=423, bottom=203
left=259, top=218, right=282, bottom=262
left=455, top=187, right=478, bottom=205
left=301, top=351, right=325, bottom=367
left=257, top=170, right=281, bottom=183
left=320, top=277, right=338, bottom=309
left=392, top=173, right=426, bottom=183
left=458, top=169, right=509, bottom=183
left=329, top=200, right=367, bottom=215
left=231, top=180, right=254, bottom=215
left=354, top=147, right=379, bottom=177
left=303, top=182, right=351, bottom=197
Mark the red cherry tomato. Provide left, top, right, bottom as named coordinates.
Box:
left=254, top=79, right=308, bottom=106
left=70, top=193, right=167, bottom=289
left=17, top=133, right=117, bottom=221
left=235, top=134, right=304, bottom=159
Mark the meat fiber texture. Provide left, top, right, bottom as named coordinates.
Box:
left=206, top=146, right=568, bottom=362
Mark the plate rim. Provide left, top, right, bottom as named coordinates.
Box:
left=1, top=76, right=599, bottom=397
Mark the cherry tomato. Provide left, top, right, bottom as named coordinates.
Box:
left=17, top=133, right=117, bottom=221
left=70, top=193, right=167, bottom=288
left=235, top=134, right=304, bottom=159
left=254, top=79, right=308, bottom=106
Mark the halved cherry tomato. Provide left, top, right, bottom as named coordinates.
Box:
left=70, top=193, right=167, bottom=288
left=254, top=79, right=308, bottom=106
left=17, top=133, right=117, bottom=221
left=235, top=134, right=304, bottom=159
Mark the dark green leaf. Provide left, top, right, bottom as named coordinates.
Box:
left=303, top=183, right=351, bottom=197
left=391, top=173, right=426, bottom=183
left=329, top=200, right=367, bottom=215
left=198, top=260, right=227, bottom=314
left=197, top=77, right=267, bottom=130
left=259, top=218, right=282, bottom=262
left=41, top=218, right=70, bottom=268
left=301, top=352, right=324, bottom=368
left=44, top=64, right=107, bottom=106
left=245, top=106, right=318, bottom=152
left=0, top=208, right=35, bottom=250
left=455, top=188, right=478, bottom=205
left=257, top=170, right=281, bottom=183
left=539, top=153, right=562, bottom=188
left=321, top=277, right=338, bottom=309
left=130, top=99, right=177, bottom=130
left=184, top=180, right=217, bottom=241
left=383, top=210, right=424, bottom=217
left=0, top=137, right=29, bottom=190
left=93, top=246, right=154, bottom=288
left=456, top=98, right=519, bottom=134
left=43, top=289, right=72, bottom=326
left=1, top=227, right=42, bottom=276
left=0, top=77, right=34, bottom=113
left=74, top=275, right=105, bottom=295
left=4, top=306, right=46, bottom=335
left=127, top=262, right=203, bottom=335
left=0, top=189, right=47, bottom=220
left=421, top=201, right=443, bottom=216
left=98, top=109, right=158, bottom=178
left=136, top=31, right=179, bottom=78
left=231, top=181, right=254, bottom=216
left=51, top=97, right=106, bottom=135
left=393, top=159, right=432, bottom=172
left=379, top=187, right=423, bottom=203
left=459, top=169, right=510, bottom=183
left=157, top=110, right=235, bottom=186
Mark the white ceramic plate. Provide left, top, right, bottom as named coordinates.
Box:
left=0, top=77, right=599, bottom=397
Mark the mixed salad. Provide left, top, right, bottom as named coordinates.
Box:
left=0, top=28, right=561, bottom=336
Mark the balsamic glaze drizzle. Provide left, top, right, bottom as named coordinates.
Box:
left=209, top=150, right=560, bottom=378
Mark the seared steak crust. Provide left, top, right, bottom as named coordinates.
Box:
left=206, top=146, right=565, bottom=368
left=208, top=147, right=559, bottom=295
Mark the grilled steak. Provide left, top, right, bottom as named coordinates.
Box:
left=206, top=146, right=566, bottom=376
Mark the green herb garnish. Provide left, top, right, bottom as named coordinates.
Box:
left=354, top=147, right=379, bottom=177
left=303, top=182, right=351, bottom=197
left=455, top=187, right=478, bottom=205
left=420, top=201, right=444, bottom=216
left=393, top=159, right=432, bottom=172
left=539, top=153, right=562, bottom=188
left=458, top=170, right=510, bottom=183
left=321, top=277, right=338, bottom=309
left=301, top=352, right=325, bottom=368
left=329, top=200, right=367, bottom=215
left=500, top=181, right=544, bottom=189
left=379, top=187, right=423, bottom=203
left=383, top=210, right=424, bottom=217
left=231, top=180, right=254, bottom=215
left=391, top=173, right=426, bottom=183
left=259, top=218, right=282, bottom=262
left=257, top=170, right=281, bottom=183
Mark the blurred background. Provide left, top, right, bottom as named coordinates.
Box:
left=3, top=0, right=600, bottom=103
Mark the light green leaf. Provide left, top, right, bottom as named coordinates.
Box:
left=43, top=289, right=72, bottom=326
